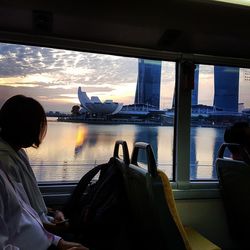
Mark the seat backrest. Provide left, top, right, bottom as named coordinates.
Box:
left=113, top=139, right=130, bottom=184
left=216, top=143, right=250, bottom=246
left=126, top=142, right=190, bottom=250
left=217, top=142, right=250, bottom=164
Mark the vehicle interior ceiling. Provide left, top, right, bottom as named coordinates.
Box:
left=0, top=0, right=250, bottom=62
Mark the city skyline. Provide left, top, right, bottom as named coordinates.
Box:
left=0, top=42, right=250, bottom=112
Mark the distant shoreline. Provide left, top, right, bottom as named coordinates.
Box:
left=57, top=116, right=169, bottom=126
left=56, top=116, right=230, bottom=129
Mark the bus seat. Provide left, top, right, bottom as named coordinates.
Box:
left=216, top=143, right=250, bottom=248
left=158, top=170, right=221, bottom=250
left=126, top=142, right=221, bottom=250
left=112, top=140, right=134, bottom=250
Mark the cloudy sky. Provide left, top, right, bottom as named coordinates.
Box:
left=0, top=42, right=249, bottom=112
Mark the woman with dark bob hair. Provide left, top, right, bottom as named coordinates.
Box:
left=0, top=95, right=51, bottom=221
left=0, top=95, right=88, bottom=250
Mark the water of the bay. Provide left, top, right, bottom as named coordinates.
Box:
left=27, top=118, right=225, bottom=182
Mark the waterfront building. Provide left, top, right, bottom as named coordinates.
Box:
left=134, top=59, right=162, bottom=109
left=78, top=87, right=123, bottom=115
left=213, top=66, right=239, bottom=112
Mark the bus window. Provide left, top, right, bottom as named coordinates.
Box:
left=0, top=42, right=176, bottom=182
left=190, top=64, right=250, bottom=180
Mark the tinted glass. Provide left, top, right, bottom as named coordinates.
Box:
left=0, top=43, right=176, bottom=182
left=190, top=64, right=250, bottom=180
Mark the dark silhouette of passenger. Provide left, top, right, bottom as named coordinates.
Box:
left=0, top=95, right=88, bottom=249
left=224, top=122, right=250, bottom=164
left=0, top=95, right=62, bottom=224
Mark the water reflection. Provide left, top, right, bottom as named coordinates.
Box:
left=190, top=127, right=224, bottom=180
left=133, top=125, right=159, bottom=163
left=190, top=128, right=197, bottom=179
left=74, top=125, right=88, bottom=157
left=132, top=126, right=173, bottom=178
left=27, top=121, right=224, bottom=182
left=212, top=128, right=224, bottom=178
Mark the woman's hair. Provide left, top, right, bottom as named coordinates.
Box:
left=0, top=95, right=47, bottom=148
left=224, top=121, right=249, bottom=156
left=224, top=122, right=249, bottom=145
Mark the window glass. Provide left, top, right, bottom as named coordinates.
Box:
left=0, top=42, right=176, bottom=182
left=190, top=64, right=250, bottom=180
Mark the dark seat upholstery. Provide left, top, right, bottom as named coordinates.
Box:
left=216, top=143, right=250, bottom=248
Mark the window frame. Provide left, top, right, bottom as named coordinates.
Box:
left=173, top=55, right=250, bottom=198
left=2, top=35, right=250, bottom=199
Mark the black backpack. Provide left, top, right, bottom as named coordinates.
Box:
left=63, top=157, right=129, bottom=250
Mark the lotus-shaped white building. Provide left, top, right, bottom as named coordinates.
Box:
left=78, top=87, right=123, bottom=115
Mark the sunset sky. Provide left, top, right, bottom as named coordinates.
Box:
left=0, top=42, right=249, bottom=112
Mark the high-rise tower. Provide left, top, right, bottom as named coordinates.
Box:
left=134, top=59, right=162, bottom=109
left=191, top=65, right=199, bottom=105
left=213, top=66, right=239, bottom=112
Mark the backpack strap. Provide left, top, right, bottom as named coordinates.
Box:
left=87, top=158, right=118, bottom=209
left=63, top=162, right=109, bottom=216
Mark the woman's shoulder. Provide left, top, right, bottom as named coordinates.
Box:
left=0, top=151, right=13, bottom=167
left=0, top=168, right=6, bottom=181
left=0, top=151, right=21, bottom=182
left=18, top=148, right=29, bottom=159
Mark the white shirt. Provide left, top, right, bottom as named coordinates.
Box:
left=0, top=137, right=48, bottom=222
left=0, top=169, right=61, bottom=250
